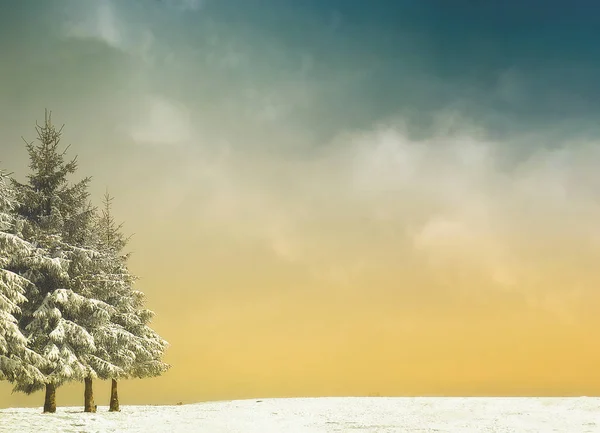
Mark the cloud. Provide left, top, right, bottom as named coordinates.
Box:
left=345, top=121, right=600, bottom=307
left=61, top=0, right=156, bottom=64
left=63, top=0, right=123, bottom=49
left=144, top=110, right=600, bottom=320
left=129, top=96, right=193, bottom=146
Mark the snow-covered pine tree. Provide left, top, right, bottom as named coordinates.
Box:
left=11, top=112, right=118, bottom=413
left=94, top=192, right=169, bottom=412
left=0, top=167, right=47, bottom=390
left=64, top=215, right=125, bottom=413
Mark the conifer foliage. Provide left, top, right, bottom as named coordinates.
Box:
left=94, top=192, right=169, bottom=412
left=0, top=111, right=169, bottom=413
left=0, top=167, right=46, bottom=390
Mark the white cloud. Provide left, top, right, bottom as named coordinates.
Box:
left=169, top=115, right=600, bottom=312
left=62, top=0, right=156, bottom=62
left=63, top=0, right=123, bottom=49
left=129, top=96, right=193, bottom=147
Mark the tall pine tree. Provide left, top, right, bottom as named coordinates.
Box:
left=11, top=112, right=118, bottom=413
left=94, top=192, right=169, bottom=412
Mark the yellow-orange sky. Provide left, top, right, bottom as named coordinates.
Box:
left=2, top=0, right=600, bottom=408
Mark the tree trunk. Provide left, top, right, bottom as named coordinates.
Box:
left=43, top=383, right=56, bottom=413
left=84, top=376, right=96, bottom=413
left=108, top=379, right=120, bottom=412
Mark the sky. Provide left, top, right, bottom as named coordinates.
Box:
left=1, top=0, right=600, bottom=407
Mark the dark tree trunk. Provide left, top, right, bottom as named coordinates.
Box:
left=109, top=379, right=120, bottom=412
left=43, top=383, right=56, bottom=413
left=84, top=376, right=96, bottom=413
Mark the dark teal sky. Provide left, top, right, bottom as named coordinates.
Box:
left=179, top=0, right=600, bottom=135
left=184, top=0, right=599, bottom=132
left=2, top=0, right=600, bottom=141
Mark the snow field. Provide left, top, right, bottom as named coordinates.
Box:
left=1, top=397, right=599, bottom=433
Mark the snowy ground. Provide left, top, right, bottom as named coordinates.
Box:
left=1, top=397, right=599, bottom=432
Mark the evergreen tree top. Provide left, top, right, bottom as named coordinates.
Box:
left=12, top=111, right=94, bottom=245
left=99, top=191, right=130, bottom=254
left=20, top=111, right=83, bottom=193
